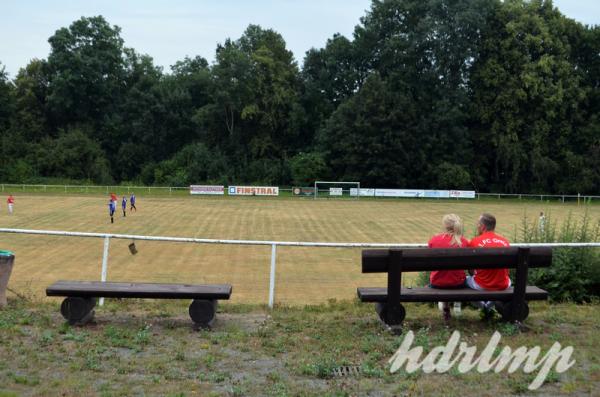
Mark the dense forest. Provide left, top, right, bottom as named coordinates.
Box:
left=0, top=0, right=598, bottom=194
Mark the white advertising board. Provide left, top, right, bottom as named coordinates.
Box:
left=350, top=188, right=375, bottom=197
left=329, top=187, right=343, bottom=196
left=189, top=185, right=224, bottom=195
left=228, top=186, right=279, bottom=196
left=375, top=189, right=425, bottom=198
left=424, top=190, right=451, bottom=198
left=449, top=190, right=476, bottom=199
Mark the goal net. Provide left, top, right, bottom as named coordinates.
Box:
left=313, top=181, right=360, bottom=200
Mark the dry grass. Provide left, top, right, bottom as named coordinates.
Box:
left=1, top=194, right=598, bottom=304
left=0, top=299, right=598, bottom=396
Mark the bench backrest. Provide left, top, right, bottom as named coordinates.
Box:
left=361, top=247, right=552, bottom=309
left=362, top=247, right=552, bottom=273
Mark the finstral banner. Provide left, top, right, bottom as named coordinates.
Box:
left=189, top=185, right=224, bottom=195
left=228, top=186, right=279, bottom=196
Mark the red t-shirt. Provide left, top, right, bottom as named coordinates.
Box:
left=428, top=233, right=468, bottom=287
left=7, top=196, right=14, bottom=204
left=468, top=231, right=511, bottom=290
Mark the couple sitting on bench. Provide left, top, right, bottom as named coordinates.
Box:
left=429, top=213, right=510, bottom=321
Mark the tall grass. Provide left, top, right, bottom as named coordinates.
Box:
left=516, top=209, right=600, bottom=302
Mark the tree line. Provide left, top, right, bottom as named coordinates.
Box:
left=0, top=0, right=598, bottom=194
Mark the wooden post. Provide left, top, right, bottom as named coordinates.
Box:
left=382, top=249, right=406, bottom=327
left=511, top=247, right=530, bottom=322
left=387, top=249, right=402, bottom=307
left=0, top=254, right=15, bottom=308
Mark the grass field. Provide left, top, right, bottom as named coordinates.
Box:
left=1, top=194, right=598, bottom=304
left=0, top=299, right=598, bottom=396
left=1, top=194, right=599, bottom=396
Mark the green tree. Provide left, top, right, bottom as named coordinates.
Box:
left=197, top=25, right=303, bottom=183
left=46, top=16, right=126, bottom=133
left=471, top=0, right=589, bottom=193
left=289, top=152, right=329, bottom=186
left=319, top=74, right=422, bottom=186
left=35, top=127, right=112, bottom=183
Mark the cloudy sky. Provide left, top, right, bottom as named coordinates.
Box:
left=1, top=0, right=598, bottom=77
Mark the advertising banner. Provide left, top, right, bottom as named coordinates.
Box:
left=350, top=188, right=375, bottom=197
left=293, top=187, right=315, bottom=196
left=424, top=190, right=451, bottom=198
left=190, top=185, right=224, bottom=195
left=329, top=187, right=343, bottom=196
left=375, top=189, right=425, bottom=198
left=449, top=190, right=476, bottom=199
left=228, top=186, right=279, bottom=196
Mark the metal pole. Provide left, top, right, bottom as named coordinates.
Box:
left=268, top=244, right=277, bottom=309
left=99, top=236, right=110, bottom=306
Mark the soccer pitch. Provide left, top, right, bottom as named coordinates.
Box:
left=1, top=194, right=597, bottom=304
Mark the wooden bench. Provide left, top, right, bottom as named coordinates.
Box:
left=357, top=247, right=552, bottom=329
left=46, top=281, right=232, bottom=327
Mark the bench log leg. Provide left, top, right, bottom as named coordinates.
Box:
left=495, top=301, right=529, bottom=323
left=189, top=299, right=217, bottom=328
left=60, top=297, right=96, bottom=325
left=375, top=302, right=406, bottom=333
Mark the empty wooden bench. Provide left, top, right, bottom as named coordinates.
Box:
left=357, top=247, right=552, bottom=329
left=46, top=281, right=232, bottom=327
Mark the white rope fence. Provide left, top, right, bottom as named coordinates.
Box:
left=1, top=227, right=599, bottom=308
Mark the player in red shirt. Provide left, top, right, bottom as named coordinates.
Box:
left=467, top=213, right=512, bottom=314
left=6, top=194, right=14, bottom=215
left=428, top=214, right=468, bottom=321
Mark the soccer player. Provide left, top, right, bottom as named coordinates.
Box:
left=108, top=199, right=116, bottom=223
left=130, top=193, right=137, bottom=212
left=6, top=195, right=14, bottom=215
left=121, top=196, right=127, bottom=217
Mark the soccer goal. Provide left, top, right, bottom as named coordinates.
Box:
left=313, top=181, right=361, bottom=200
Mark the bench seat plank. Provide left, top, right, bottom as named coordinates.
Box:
left=47, top=280, right=232, bottom=300
left=357, top=286, right=548, bottom=302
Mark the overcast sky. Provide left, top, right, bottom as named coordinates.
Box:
left=1, top=0, right=598, bottom=78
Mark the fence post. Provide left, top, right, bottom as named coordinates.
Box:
left=99, top=236, right=110, bottom=306
left=268, top=244, right=277, bottom=309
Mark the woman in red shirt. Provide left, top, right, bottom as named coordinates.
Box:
left=428, top=214, right=468, bottom=321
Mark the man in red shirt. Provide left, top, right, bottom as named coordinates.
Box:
left=467, top=213, right=511, bottom=291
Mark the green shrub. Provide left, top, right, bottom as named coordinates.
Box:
left=517, top=209, right=600, bottom=302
